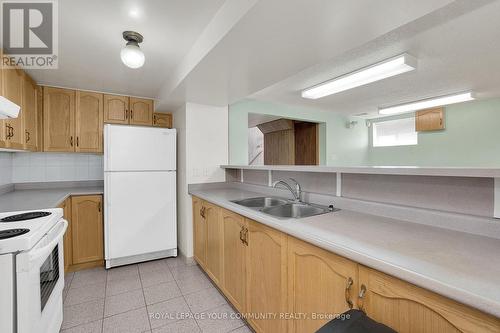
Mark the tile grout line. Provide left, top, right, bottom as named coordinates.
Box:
left=102, top=269, right=108, bottom=333
left=137, top=264, right=153, bottom=332
left=169, top=261, right=205, bottom=333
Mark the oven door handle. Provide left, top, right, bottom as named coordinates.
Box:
left=28, top=219, right=68, bottom=262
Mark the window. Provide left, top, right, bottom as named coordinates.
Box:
left=372, top=117, right=417, bottom=147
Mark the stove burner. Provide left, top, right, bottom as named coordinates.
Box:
left=1, top=211, right=52, bottom=222
left=0, top=228, right=30, bottom=240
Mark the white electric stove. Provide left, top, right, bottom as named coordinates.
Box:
left=0, top=208, right=67, bottom=333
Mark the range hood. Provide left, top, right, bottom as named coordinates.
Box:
left=0, top=96, right=21, bottom=119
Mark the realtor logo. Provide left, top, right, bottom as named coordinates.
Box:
left=1, top=0, right=58, bottom=68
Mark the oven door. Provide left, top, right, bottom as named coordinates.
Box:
left=16, top=219, right=67, bottom=333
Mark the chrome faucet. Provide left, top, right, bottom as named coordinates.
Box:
left=273, top=178, right=302, bottom=202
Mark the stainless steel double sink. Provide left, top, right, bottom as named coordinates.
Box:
left=231, top=196, right=338, bottom=219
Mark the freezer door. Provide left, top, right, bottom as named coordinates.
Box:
left=104, top=171, right=177, bottom=260
left=104, top=124, right=176, bottom=171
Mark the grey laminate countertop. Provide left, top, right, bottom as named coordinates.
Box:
left=189, top=186, right=500, bottom=318
left=0, top=185, right=103, bottom=212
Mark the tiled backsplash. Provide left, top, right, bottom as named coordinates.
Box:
left=12, top=153, right=104, bottom=183
left=0, top=153, right=13, bottom=186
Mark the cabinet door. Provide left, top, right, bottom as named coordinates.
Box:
left=3, top=67, right=24, bottom=149
left=59, top=197, right=72, bottom=272
left=246, top=219, right=287, bottom=333
left=43, top=87, right=76, bottom=152
left=104, top=94, right=129, bottom=124
left=221, top=209, right=247, bottom=312
left=193, top=197, right=207, bottom=268
left=153, top=112, right=172, bottom=128
left=416, top=107, right=444, bottom=131
left=129, top=97, right=153, bottom=126
left=204, top=201, right=222, bottom=285
left=22, top=74, right=38, bottom=151
left=358, top=266, right=500, bottom=333
left=287, top=237, right=359, bottom=333
left=71, top=195, right=103, bottom=265
left=36, top=86, right=43, bottom=152
left=76, top=91, right=103, bottom=153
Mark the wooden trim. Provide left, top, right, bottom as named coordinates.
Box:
left=66, top=260, right=104, bottom=273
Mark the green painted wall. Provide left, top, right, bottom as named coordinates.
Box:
left=230, top=98, right=500, bottom=167
left=229, top=99, right=368, bottom=165
left=368, top=98, right=500, bottom=167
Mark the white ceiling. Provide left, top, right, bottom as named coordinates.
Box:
left=158, top=0, right=457, bottom=109
left=20, top=0, right=500, bottom=117
left=25, top=0, right=225, bottom=98
left=251, top=0, right=500, bottom=117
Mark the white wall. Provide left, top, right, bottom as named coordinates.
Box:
left=12, top=153, right=103, bottom=183
left=175, top=102, right=228, bottom=258
left=172, top=104, right=189, bottom=259
left=0, top=153, right=13, bottom=186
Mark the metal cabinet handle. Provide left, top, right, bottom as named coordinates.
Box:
left=153, top=115, right=157, bottom=124
left=358, top=284, right=367, bottom=312
left=125, top=109, right=129, bottom=119
left=345, top=277, right=354, bottom=309
left=130, top=110, right=133, bottom=119
left=98, top=202, right=101, bottom=212
left=200, top=206, right=206, bottom=219
left=239, top=226, right=245, bottom=244
left=242, top=227, right=249, bottom=246
left=70, top=136, right=73, bottom=147
left=25, top=130, right=30, bottom=143
left=76, top=136, right=79, bottom=147
left=5, top=124, right=12, bottom=139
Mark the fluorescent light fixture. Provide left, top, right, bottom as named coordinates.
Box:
left=302, top=53, right=417, bottom=99
left=378, top=91, right=475, bottom=115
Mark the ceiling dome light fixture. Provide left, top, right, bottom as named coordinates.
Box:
left=120, top=31, right=145, bottom=69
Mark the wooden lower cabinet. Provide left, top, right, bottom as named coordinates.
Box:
left=191, top=197, right=500, bottom=333
left=287, top=237, right=358, bottom=333
left=245, top=219, right=288, bottom=333
left=62, top=194, right=104, bottom=272
left=204, top=201, right=222, bottom=285
left=221, top=209, right=247, bottom=312
left=193, top=196, right=207, bottom=268
left=59, top=197, right=73, bottom=272
left=358, top=266, right=500, bottom=333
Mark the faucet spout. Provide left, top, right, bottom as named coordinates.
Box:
left=272, top=179, right=302, bottom=202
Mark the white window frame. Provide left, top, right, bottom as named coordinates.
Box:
left=372, top=117, right=418, bottom=147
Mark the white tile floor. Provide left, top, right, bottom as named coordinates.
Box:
left=61, top=257, right=253, bottom=333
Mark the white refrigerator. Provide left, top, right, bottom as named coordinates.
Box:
left=104, top=124, right=177, bottom=268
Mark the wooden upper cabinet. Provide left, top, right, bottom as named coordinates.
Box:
left=246, top=219, right=288, bottom=333
left=153, top=112, right=172, bottom=128
left=287, top=237, right=359, bottom=333
left=193, top=197, right=207, bottom=268
left=43, top=87, right=76, bottom=152
left=129, top=97, right=153, bottom=126
left=76, top=91, right=103, bottom=153
left=2, top=67, right=24, bottom=149
left=36, top=86, right=43, bottom=151
left=204, top=201, right=222, bottom=285
left=221, top=209, right=247, bottom=313
left=71, top=195, right=103, bottom=265
left=22, top=74, right=38, bottom=151
left=416, top=107, right=445, bottom=131
left=104, top=94, right=129, bottom=124
left=358, top=266, right=500, bottom=333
